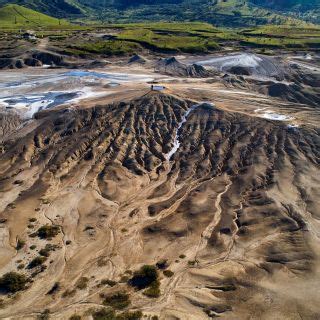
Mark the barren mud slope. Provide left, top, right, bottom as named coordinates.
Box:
left=0, top=93, right=319, bottom=319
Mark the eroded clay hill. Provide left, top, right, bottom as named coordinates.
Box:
left=0, top=93, right=320, bottom=319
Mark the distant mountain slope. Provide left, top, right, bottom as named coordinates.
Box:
left=250, top=0, right=320, bottom=23
left=251, top=0, right=319, bottom=10
left=0, top=4, right=69, bottom=27
left=0, top=0, right=317, bottom=25
left=76, top=0, right=309, bottom=26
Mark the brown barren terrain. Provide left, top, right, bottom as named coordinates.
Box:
left=0, top=53, right=319, bottom=319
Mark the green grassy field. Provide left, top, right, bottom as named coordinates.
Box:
left=240, top=25, right=320, bottom=48
left=0, top=5, right=319, bottom=56
left=0, top=4, right=70, bottom=29
left=56, top=22, right=320, bottom=57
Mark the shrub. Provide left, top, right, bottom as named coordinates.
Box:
left=142, top=280, right=160, bottom=298
left=156, top=259, right=168, bottom=270
left=47, top=282, right=60, bottom=295
left=188, top=260, right=196, bottom=266
left=16, top=238, right=25, bottom=250
left=179, top=254, right=186, bottom=259
left=0, top=272, right=28, bottom=293
left=76, top=277, right=89, bottom=290
left=129, top=265, right=158, bottom=289
left=103, top=292, right=130, bottom=310
left=116, top=310, right=143, bottom=320
left=69, top=315, right=81, bottom=320
left=39, top=248, right=50, bottom=257
left=28, top=256, right=47, bottom=269
left=29, top=218, right=37, bottom=223
left=100, top=279, right=116, bottom=287
left=17, top=263, right=25, bottom=270
left=35, top=225, right=60, bottom=239
left=62, top=289, right=76, bottom=297
left=37, top=309, right=50, bottom=320
left=92, top=308, right=116, bottom=320
left=30, top=245, right=37, bottom=250
left=97, top=258, right=108, bottom=267
left=40, top=244, right=58, bottom=257
left=163, top=270, right=174, bottom=278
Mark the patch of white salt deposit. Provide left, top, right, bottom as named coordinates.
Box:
left=197, top=53, right=262, bottom=68
left=254, top=108, right=293, bottom=121
left=0, top=69, right=155, bottom=118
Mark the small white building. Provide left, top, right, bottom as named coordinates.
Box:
left=151, top=85, right=166, bottom=91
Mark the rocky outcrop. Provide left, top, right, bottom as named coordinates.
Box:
left=0, top=50, right=66, bottom=69
left=31, top=50, right=65, bottom=66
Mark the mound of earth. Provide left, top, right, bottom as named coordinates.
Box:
left=0, top=92, right=319, bottom=319
left=128, top=54, right=147, bottom=64
left=197, top=53, right=284, bottom=79
left=0, top=58, right=25, bottom=69
left=156, top=57, right=213, bottom=77
left=222, top=73, right=320, bottom=107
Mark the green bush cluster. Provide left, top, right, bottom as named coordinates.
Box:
left=35, top=225, right=60, bottom=239
left=28, top=256, right=47, bottom=269
left=0, top=271, right=28, bottom=293
left=129, top=265, right=160, bottom=298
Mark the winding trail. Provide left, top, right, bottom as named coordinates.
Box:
left=195, top=178, right=232, bottom=260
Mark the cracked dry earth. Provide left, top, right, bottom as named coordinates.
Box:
left=0, top=92, right=320, bottom=319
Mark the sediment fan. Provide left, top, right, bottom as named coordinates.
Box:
left=0, top=92, right=319, bottom=319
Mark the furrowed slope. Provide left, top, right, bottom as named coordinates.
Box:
left=0, top=93, right=319, bottom=319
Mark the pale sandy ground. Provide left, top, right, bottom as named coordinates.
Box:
left=0, top=61, right=319, bottom=319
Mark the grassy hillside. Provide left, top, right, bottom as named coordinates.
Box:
left=0, top=0, right=83, bottom=17
left=0, top=4, right=70, bottom=28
